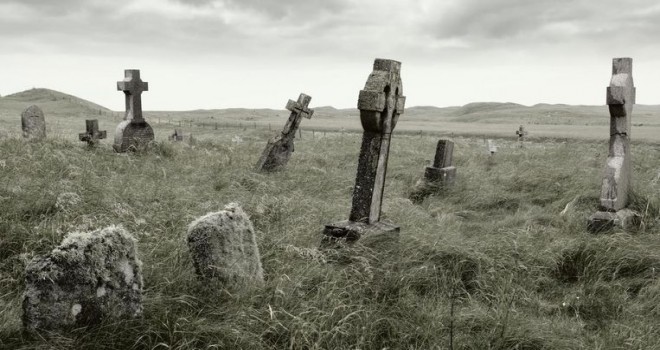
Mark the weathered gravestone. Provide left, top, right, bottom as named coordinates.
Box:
left=516, top=125, right=528, bottom=147
left=169, top=129, right=183, bottom=141
left=255, top=93, right=314, bottom=171
left=410, top=139, right=457, bottom=202
left=21, top=105, right=46, bottom=140
left=588, top=57, right=640, bottom=232
left=23, top=226, right=143, bottom=332
left=187, top=203, right=264, bottom=288
left=113, top=69, right=154, bottom=152
left=487, top=139, right=497, bottom=155
left=78, top=119, right=107, bottom=146
left=323, top=58, right=405, bottom=245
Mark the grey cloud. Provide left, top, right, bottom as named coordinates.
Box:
left=173, top=0, right=349, bottom=20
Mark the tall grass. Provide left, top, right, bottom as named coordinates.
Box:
left=1, top=131, right=660, bottom=349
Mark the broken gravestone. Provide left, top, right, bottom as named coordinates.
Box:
left=323, top=58, right=405, bottom=245
left=187, top=203, right=264, bottom=288
left=588, top=58, right=641, bottom=232
left=255, top=93, right=314, bottom=171
left=21, top=105, right=46, bottom=140
left=78, top=119, right=107, bottom=146
left=410, top=139, right=456, bottom=202
left=113, top=69, right=154, bottom=152
left=23, top=226, right=143, bottom=332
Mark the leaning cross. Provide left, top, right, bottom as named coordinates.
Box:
left=282, top=94, right=314, bottom=139
left=323, top=58, right=405, bottom=244
left=78, top=119, right=106, bottom=145
left=117, top=69, right=148, bottom=122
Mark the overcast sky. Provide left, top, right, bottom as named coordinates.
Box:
left=1, top=0, right=659, bottom=110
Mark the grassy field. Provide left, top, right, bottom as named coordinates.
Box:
left=1, top=89, right=660, bottom=349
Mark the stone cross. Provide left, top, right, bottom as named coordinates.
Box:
left=113, top=69, right=155, bottom=152
left=323, top=58, right=405, bottom=244
left=588, top=57, right=639, bottom=232
left=78, top=119, right=107, bottom=146
left=21, top=105, right=46, bottom=140
left=255, top=93, right=314, bottom=171
left=424, top=139, right=457, bottom=185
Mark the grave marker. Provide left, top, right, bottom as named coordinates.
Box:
left=323, top=58, right=405, bottom=244
left=113, top=69, right=154, bottom=152
left=516, top=125, right=528, bottom=146
left=255, top=93, right=314, bottom=171
left=169, top=129, right=183, bottom=141
left=21, top=105, right=46, bottom=140
left=588, top=57, right=640, bottom=232
left=78, top=119, right=107, bottom=146
left=424, top=139, right=457, bottom=186
left=487, top=139, right=497, bottom=155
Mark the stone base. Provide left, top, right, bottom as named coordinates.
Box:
left=587, top=209, right=641, bottom=233
left=424, top=166, right=456, bottom=185
left=113, top=120, right=154, bottom=152
left=255, top=136, right=293, bottom=172
left=322, top=220, right=399, bottom=248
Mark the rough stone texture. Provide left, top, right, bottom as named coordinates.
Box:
left=113, top=69, right=154, bottom=152
left=187, top=203, right=264, bottom=287
left=22, top=226, right=143, bottom=332
left=21, top=105, right=46, bottom=140
left=324, top=58, right=405, bottom=244
left=424, top=139, right=457, bottom=186
left=256, top=93, right=314, bottom=172
left=79, top=119, right=107, bottom=146
left=169, top=129, right=183, bottom=141
left=587, top=209, right=641, bottom=233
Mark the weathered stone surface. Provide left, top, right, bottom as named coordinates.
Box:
left=516, top=125, right=528, bottom=141
left=79, top=119, right=107, bottom=146
left=587, top=209, right=641, bottom=233
left=323, top=58, right=405, bottom=244
left=322, top=220, right=399, bottom=249
left=256, top=93, right=313, bottom=172
left=410, top=140, right=456, bottom=202
left=22, top=226, right=143, bottom=332
left=21, top=105, right=46, bottom=140
left=599, top=58, right=635, bottom=211
left=113, top=69, right=154, bottom=152
left=187, top=203, right=264, bottom=287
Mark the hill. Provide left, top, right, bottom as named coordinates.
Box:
left=0, top=88, right=112, bottom=119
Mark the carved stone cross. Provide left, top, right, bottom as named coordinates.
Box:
left=255, top=93, right=314, bottom=172
left=323, top=58, right=405, bottom=244
left=113, top=69, right=154, bottom=152
left=79, top=119, right=106, bottom=146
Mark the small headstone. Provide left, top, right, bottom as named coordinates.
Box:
left=323, top=58, right=405, bottom=245
left=169, top=129, right=183, bottom=141
left=487, top=139, right=497, bottom=155
left=255, top=93, right=314, bottom=171
left=22, top=226, right=143, bottom=332
left=516, top=125, right=528, bottom=147
left=78, top=119, right=107, bottom=146
left=588, top=57, right=639, bottom=232
left=21, top=105, right=46, bottom=140
left=113, top=69, right=154, bottom=152
left=410, top=140, right=457, bottom=202
left=187, top=203, right=264, bottom=288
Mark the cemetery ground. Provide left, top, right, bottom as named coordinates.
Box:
left=2, top=89, right=660, bottom=348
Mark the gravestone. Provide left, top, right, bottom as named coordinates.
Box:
left=113, top=69, right=154, bottom=152
left=21, top=105, right=46, bottom=140
left=588, top=58, right=640, bottom=232
left=22, top=226, right=143, bottom=332
left=255, top=93, right=314, bottom=171
left=323, top=58, right=405, bottom=244
left=410, top=139, right=456, bottom=202
left=169, top=129, right=183, bottom=141
left=78, top=119, right=107, bottom=146
left=487, top=139, right=497, bottom=155
left=516, top=125, right=528, bottom=146
left=187, top=203, right=264, bottom=288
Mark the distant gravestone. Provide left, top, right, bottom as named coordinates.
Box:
left=113, top=69, right=154, bottom=152
left=410, top=139, right=456, bottom=202
left=588, top=57, right=640, bottom=232
left=22, top=226, right=143, bottom=332
left=21, top=105, right=46, bottom=140
left=187, top=203, right=264, bottom=288
left=323, top=58, right=405, bottom=244
left=255, top=93, right=314, bottom=171
left=78, top=119, right=107, bottom=146
left=169, top=129, right=183, bottom=142
left=487, top=139, right=497, bottom=155
left=516, top=125, right=528, bottom=146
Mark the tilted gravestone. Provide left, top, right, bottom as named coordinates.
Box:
left=323, top=58, right=405, bottom=244
left=255, top=93, right=314, bottom=171
left=169, top=129, right=183, bottom=141
left=21, top=105, right=46, bottom=140
left=22, top=226, right=143, bottom=332
left=113, top=69, right=154, bottom=152
left=78, top=119, right=107, bottom=146
left=588, top=57, right=640, bottom=232
left=187, top=203, right=264, bottom=288
left=410, top=139, right=456, bottom=202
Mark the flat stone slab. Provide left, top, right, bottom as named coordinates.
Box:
left=323, top=220, right=399, bottom=246
left=587, top=209, right=641, bottom=233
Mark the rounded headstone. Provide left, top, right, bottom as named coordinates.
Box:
left=113, top=120, right=154, bottom=152
left=21, top=105, right=46, bottom=140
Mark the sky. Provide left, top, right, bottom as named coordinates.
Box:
left=1, top=0, right=660, bottom=111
